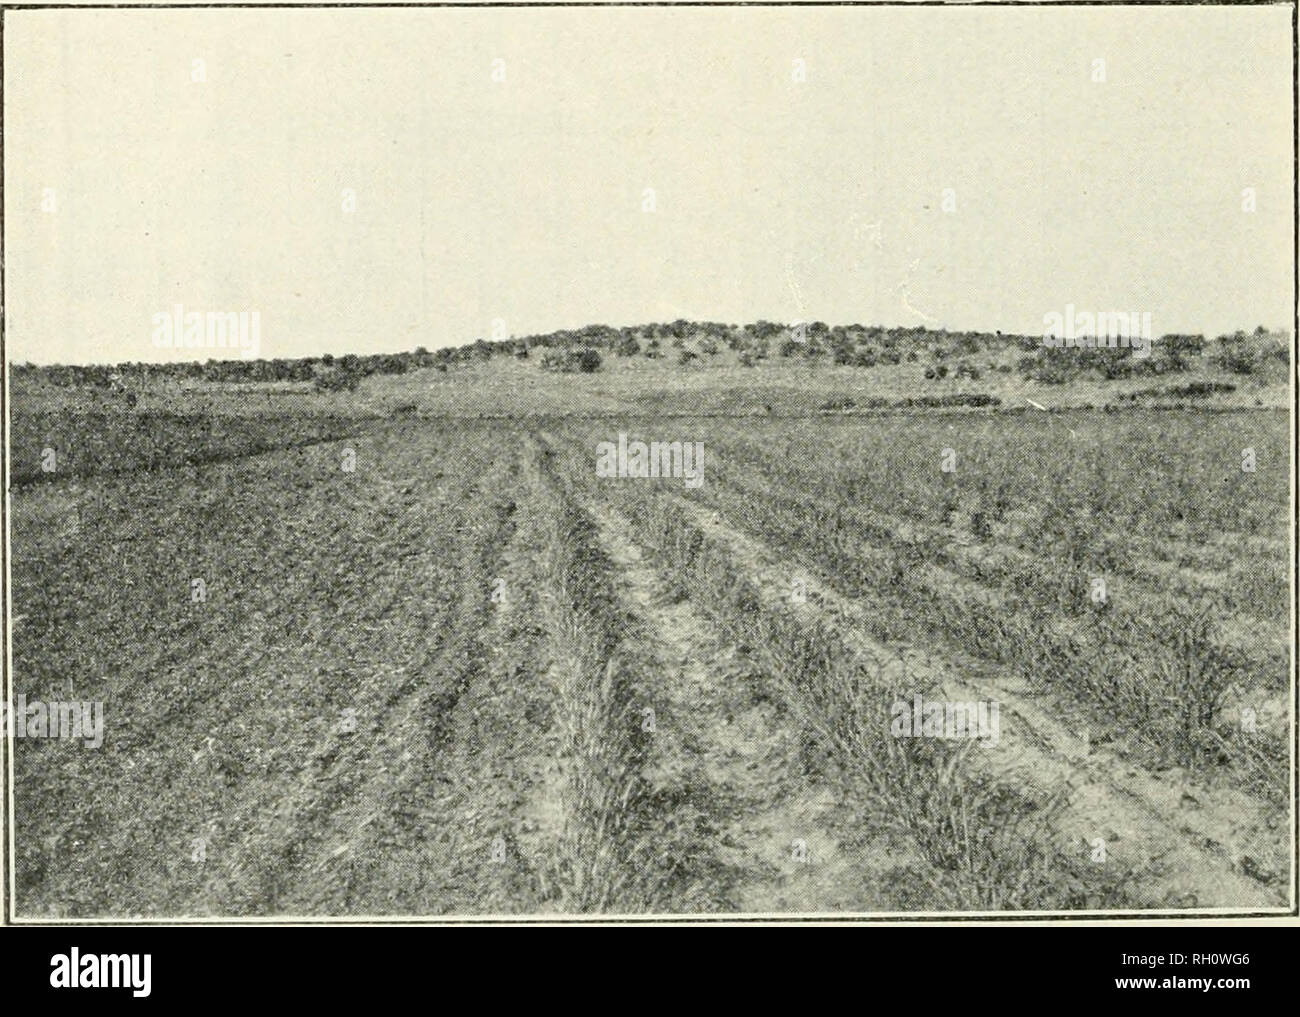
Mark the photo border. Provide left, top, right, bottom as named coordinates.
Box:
left=1, top=0, right=1295, bottom=927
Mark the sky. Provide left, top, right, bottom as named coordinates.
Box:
left=3, top=4, right=1294, bottom=365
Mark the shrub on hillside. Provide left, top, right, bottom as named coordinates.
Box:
left=540, top=348, right=603, bottom=373
left=1208, top=331, right=1286, bottom=376
left=1213, top=346, right=1261, bottom=375
left=1159, top=333, right=1205, bottom=366
left=314, top=369, right=360, bottom=392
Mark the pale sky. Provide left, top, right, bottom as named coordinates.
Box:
left=3, top=4, right=1294, bottom=364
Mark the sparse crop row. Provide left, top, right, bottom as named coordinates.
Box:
left=527, top=441, right=668, bottom=912
left=710, top=411, right=1287, bottom=553
left=713, top=427, right=1285, bottom=603
left=702, top=444, right=1287, bottom=682
left=679, top=442, right=1285, bottom=798
left=569, top=461, right=1135, bottom=910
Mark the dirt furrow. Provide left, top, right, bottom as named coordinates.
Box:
left=704, top=448, right=1288, bottom=669
left=574, top=490, right=917, bottom=912
left=661, top=490, right=1286, bottom=910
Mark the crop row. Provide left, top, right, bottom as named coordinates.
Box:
left=708, top=411, right=1287, bottom=551
left=528, top=442, right=671, bottom=912
left=675, top=450, right=1285, bottom=798
left=584, top=475, right=1137, bottom=910
left=701, top=445, right=1287, bottom=682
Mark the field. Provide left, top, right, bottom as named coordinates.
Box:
left=6, top=359, right=1293, bottom=916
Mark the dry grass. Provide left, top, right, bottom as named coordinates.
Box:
left=618, top=493, right=1138, bottom=910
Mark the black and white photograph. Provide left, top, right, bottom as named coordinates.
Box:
left=1, top=1, right=1295, bottom=925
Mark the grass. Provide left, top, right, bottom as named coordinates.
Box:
left=531, top=444, right=680, bottom=912
left=648, top=416, right=1289, bottom=796
left=602, top=486, right=1140, bottom=910
left=10, top=407, right=373, bottom=486
left=7, top=364, right=1287, bottom=915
